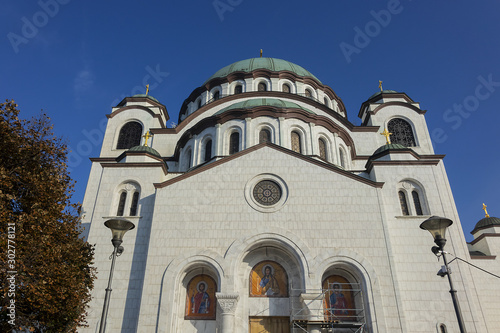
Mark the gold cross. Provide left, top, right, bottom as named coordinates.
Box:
left=483, top=203, right=490, bottom=218
left=146, top=84, right=150, bottom=96
left=142, top=130, right=153, bottom=147
left=378, top=80, right=383, bottom=91
left=380, top=128, right=392, bottom=144
left=260, top=49, right=263, bottom=58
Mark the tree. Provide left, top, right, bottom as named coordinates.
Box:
left=0, top=100, right=96, bottom=332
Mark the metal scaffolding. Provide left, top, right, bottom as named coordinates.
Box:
left=290, top=283, right=366, bottom=333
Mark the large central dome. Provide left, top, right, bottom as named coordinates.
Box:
left=205, top=57, right=321, bottom=84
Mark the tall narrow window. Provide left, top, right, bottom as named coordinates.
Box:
left=184, top=149, right=192, bottom=170
left=117, top=121, right=142, bottom=149
left=387, top=118, right=416, bottom=147
left=319, top=139, right=327, bottom=160
left=129, top=191, right=139, bottom=216
left=229, top=132, right=239, bottom=155
left=399, top=191, right=409, bottom=216
left=305, top=89, right=312, bottom=98
left=282, top=84, right=291, bottom=93
left=258, top=82, right=267, bottom=92
left=259, top=129, right=271, bottom=144
left=204, top=140, right=212, bottom=162
left=440, top=324, right=447, bottom=333
left=117, top=192, right=127, bottom=216
left=339, top=149, right=346, bottom=168
left=197, top=100, right=202, bottom=109
left=213, top=91, right=220, bottom=101
left=324, top=97, right=329, bottom=107
left=291, top=131, right=301, bottom=153
left=234, top=85, right=242, bottom=94
left=412, top=191, right=423, bottom=215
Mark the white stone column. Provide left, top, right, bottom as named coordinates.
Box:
left=278, top=117, right=285, bottom=146
left=309, top=123, right=315, bottom=155
left=215, top=123, right=222, bottom=156
left=216, top=293, right=239, bottom=333
left=245, top=117, right=252, bottom=149
left=332, top=133, right=340, bottom=165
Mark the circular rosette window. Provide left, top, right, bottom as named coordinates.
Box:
left=245, top=174, right=288, bottom=212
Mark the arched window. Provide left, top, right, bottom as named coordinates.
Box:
left=204, top=140, right=212, bottom=162
left=197, top=99, right=202, bottom=110
left=322, top=275, right=357, bottom=322
left=258, top=82, right=267, bottom=92
left=339, top=148, right=346, bottom=168
left=282, top=84, right=291, bottom=93
left=319, top=138, right=327, bottom=160
left=324, top=97, right=329, bottom=107
left=229, top=132, right=239, bottom=155
left=249, top=261, right=288, bottom=297
left=398, top=191, right=409, bottom=216
left=259, top=129, right=271, bottom=144
left=116, top=121, right=142, bottom=149
left=213, top=91, right=220, bottom=101
left=234, top=85, right=242, bottom=94
left=129, top=191, right=139, bottom=216
left=439, top=324, right=447, bottom=333
left=291, top=131, right=301, bottom=153
left=412, top=191, right=423, bottom=215
left=185, top=275, right=217, bottom=320
left=184, top=148, right=192, bottom=170
left=305, top=89, right=313, bottom=98
left=117, top=192, right=127, bottom=216
left=388, top=118, right=416, bottom=147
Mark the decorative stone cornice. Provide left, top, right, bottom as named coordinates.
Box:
left=216, top=293, right=239, bottom=314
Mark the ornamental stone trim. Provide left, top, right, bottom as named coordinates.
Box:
left=216, top=293, right=239, bottom=314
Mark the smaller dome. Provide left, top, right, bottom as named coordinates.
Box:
left=131, top=94, right=160, bottom=104
left=373, top=143, right=407, bottom=155
left=471, top=216, right=500, bottom=234
left=128, top=145, right=161, bottom=158
left=368, top=89, right=398, bottom=100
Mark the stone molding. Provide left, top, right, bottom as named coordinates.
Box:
left=216, top=293, right=239, bottom=314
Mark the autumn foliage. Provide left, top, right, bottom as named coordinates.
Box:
left=0, top=100, right=96, bottom=332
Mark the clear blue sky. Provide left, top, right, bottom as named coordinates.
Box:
left=2, top=0, right=499, bottom=241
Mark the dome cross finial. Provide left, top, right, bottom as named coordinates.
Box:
left=378, top=80, right=383, bottom=91
left=483, top=203, right=490, bottom=218
left=142, top=130, right=153, bottom=147
left=260, top=49, right=263, bottom=58
left=146, top=84, right=149, bottom=96
left=380, top=128, right=392, bottom=145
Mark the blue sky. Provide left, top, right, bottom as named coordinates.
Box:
left=2, top=0, right=499, bottom=241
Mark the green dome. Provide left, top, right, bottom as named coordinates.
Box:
left=131, top=94, right=160, bottom=104
left=205, top=58, right=321, bottom=84
left=128, top=145, right=161, bottom=157
left=368, top=89, right=398, bottom=100
left=215, top=98, right=316, bottom=115
left=373, top=143, right=407, bottom=155
left=472, top=216, right=500, bottom=234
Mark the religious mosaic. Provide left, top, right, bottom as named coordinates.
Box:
left=249, top=261, right=288, bottom=297
left=322, top=275, right=355, bottom=321
left=185, top=275, right=216, bottom=320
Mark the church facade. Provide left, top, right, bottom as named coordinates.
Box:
left=80, top=57, right=500, bottom=332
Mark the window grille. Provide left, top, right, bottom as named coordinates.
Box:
left=259, top=129, right=271, bottom=144
left=117, top=122, right=142, bottom=149
left=229, top=132, right=239, bottom=155
left=129, top=192, right=139, bottom=216
left=258, top=82, right=267, bottom=92
left=388, top=118, right=416, bottom=147
left=291, top=132, right=301, bottom=153
left=282, top=84, right=291, bottom=93
left=319, top=139, right=327, bottom=160
left=399, top=191, right=409, bottom=216
left=117, top=192, right=127, bottom=216
left=412, top=191, right=423, bottom=215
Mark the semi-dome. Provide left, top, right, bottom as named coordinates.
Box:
left=128, top=145, right=161, bottom=158
left=373, top=143, right=407, bottom=155
left=471, top=216, right=500, bottom=234
left=215, top=98, right=316, bottom=115
left=205, top=57, right=321, bottom=84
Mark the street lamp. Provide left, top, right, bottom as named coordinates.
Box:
left=99, top=219, right=135, bottom=333
left=420, top=216, right=466, bottom=333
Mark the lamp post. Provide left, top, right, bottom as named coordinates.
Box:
left=99, top=219, right=135, bottom=333
left=420, top=216, right=466, bottom=333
